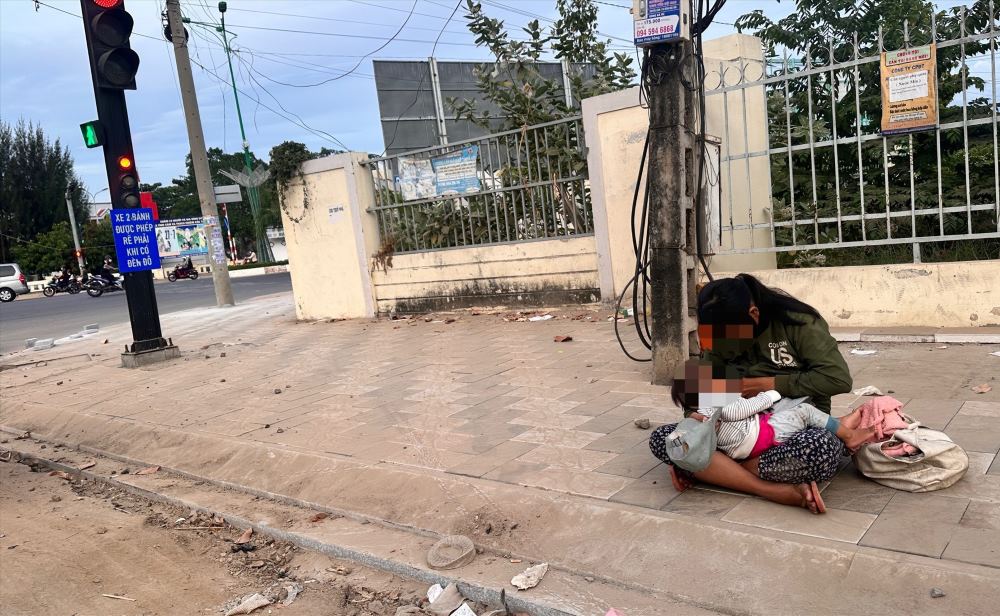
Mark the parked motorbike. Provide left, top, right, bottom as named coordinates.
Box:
left=42, top=276, right=81, bottom=297
left=167, top=266, right=199, bottom=282
left=84, top=274, right=125, bottom=298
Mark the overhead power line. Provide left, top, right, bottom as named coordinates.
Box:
left=217, top=21, right=483, bottom=47
left=189, top=55, right=351, bottom=151
left=382, top=0, right=465, bottom=155
left=226, top=5, right=469, bottom=35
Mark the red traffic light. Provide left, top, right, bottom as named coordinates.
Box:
left=92, top=0, right=123, bottom=8
left=118, top=155, right=133, bottom=170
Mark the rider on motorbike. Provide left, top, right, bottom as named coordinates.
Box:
left=101, top=256, right=118, bottom=283
left=56, top=266, right=72, bottom=290
left=177, top=256, right=193, bottom=272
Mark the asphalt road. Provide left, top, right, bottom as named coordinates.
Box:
left=0, top=273, right=292, bottom=355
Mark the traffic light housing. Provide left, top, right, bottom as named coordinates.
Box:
left=81, top=0, right=140, bottom=90
left=117, top=154, right=141, bottom=208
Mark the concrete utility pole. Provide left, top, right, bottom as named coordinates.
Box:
left=165, top=0, right=235, bottom=307
left=65, top=188, right=86, bottom=276
left=646, top=42, right=700, bottom=385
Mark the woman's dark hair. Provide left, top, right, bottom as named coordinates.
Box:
left=697, top=273, right=822, bottom=326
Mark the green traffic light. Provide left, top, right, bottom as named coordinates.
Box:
left=80, top=121, right=102, bottom=148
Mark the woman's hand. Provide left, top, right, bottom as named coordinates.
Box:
left=689, top=412, right=708, bottom=422
left=742, top=377, right=776, bottom=397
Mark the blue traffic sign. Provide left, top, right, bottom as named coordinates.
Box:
left=112, top=208, right=161, bottom=273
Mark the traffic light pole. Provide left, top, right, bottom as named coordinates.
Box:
left=165, top=0, right=235, bottom=306
left=65, top=189, right=86, bottom=276
left=79, top=0, right=176, bottom=366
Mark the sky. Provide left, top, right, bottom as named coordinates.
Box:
left=0, top=0, right=979, bottom=197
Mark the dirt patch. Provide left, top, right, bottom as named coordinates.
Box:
left=0, top=458, right=444, bottom=616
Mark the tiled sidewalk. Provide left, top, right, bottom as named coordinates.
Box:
left=3, top=301, right=999, bottom=569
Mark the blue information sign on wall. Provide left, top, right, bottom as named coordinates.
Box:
left=112, top=208, right=161, bottom=273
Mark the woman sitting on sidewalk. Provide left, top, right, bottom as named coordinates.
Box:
left=648, top=274, right=853, bottom=512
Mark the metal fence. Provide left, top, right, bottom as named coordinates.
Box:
left=707, top=3, right=999, bottom=259
left=365, top=116, right=592, bottom=254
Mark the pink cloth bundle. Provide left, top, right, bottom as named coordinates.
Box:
left=880, top=441, right=920, bottom=457
left=856, top=396, right=910, bottom=441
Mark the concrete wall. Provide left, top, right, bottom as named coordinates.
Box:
left=701, top=34, right=775, bottom=269
left=280, top=153, right=376, bottom=321
left=585, top=33, right=776, bottom=304
left=713, top=261, right=1000, bottom=328
left=279, top=152, right=600, bottom=318
left=372, top=237, right=600, bottom=313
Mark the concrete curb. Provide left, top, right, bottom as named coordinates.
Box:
left=2, top=412, right=997, bottom=616
left=832, top=329, right=1000, bottom=344
left=0, top=440, right=676, bottom=616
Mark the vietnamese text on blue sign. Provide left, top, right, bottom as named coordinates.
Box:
left=112, top=208, right=161, bottom=273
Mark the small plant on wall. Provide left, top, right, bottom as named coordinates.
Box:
left=269, top=141, right=314, bottom=224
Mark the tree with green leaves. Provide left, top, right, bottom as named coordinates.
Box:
left=0, top=119, right=87, bottom=263
left=11, top=221, right=75, bottom=277
left=450, top=0, right=635, bottom=129
left=736, top=0, right=998, bottom=266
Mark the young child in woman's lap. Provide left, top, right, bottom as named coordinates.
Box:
left=671, top=358, right=875, bottom=462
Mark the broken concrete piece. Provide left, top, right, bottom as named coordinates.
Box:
left=224, top=593, right=270, bottom=616
left=850, top=349, right=877, bottom=356
left=235, top=527, right=253, bottom=544
left=634, top=418, right=651, bottom=430
left=426, top=583, right=464, bottom=616
left=528, top=315, right=553, bottom=321
left=511, top=562, right=548, bottom=590
left=930, top=587, right=946, bottom=598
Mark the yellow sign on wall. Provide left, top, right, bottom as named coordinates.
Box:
left=880, top=44, right=938, bottom=135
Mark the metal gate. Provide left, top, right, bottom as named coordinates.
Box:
left=707, top=3, right=999, bottom=259
left=364, top=116, right=592, bottom=254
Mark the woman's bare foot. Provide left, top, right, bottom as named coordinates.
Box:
left=668, top=466, right=695, bottom=492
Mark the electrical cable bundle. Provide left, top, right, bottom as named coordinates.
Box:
left=614, top=0, right=725, bottom=362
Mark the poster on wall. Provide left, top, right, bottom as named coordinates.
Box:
left=155, top=217, right=209, bottom=258
left=880, top=44, right=938, bottom=135
left=432, top=145, right=481, bottom=196
left=398, top=157, right=436, bottom=201
left=397, top=146, right=481, bottom=201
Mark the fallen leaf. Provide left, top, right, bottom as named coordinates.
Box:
left=48, top=470, right=73, bottom=481
left=78, top=462, right=96, bottom=471
left=235, top=527, right=253, bottom=544
left=973, top=383, right=992, bottom=394
left=134, top=465, right=160, bottom=475
left=309, top=512, right=329, bottom=523
left=553, top=335, right=573, bottom=343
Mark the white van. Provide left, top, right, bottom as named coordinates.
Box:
left=0, top=263, right=30, bottom=302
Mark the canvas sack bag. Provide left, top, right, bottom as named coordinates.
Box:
left=665, top=413, right=719, bottom=473
left=854, top=422, right=968, bottom=492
